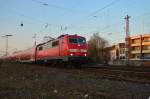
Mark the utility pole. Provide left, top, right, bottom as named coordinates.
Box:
left=124, top=15, right=130, bottom=38
left=2, top=35, right=13, bottom=56
left=124, top=15, right=131, bottom=64
left=140, top=35, right=143, bottom=59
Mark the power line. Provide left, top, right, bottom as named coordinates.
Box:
left=66, top=0, right=121, bottom=31
left=88, top=0, right=121, bottom=17
left=2, top=6, right=45, bottom=25
left=31, top=0, right=75, bottom=12
left=1, top=6, right=62, bottom=29
left=0, top=6, right=65, bottom=42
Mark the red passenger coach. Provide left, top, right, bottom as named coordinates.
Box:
left=35, top=34, right=88, bottom=64
left=0, top=34, right=88, bottom=66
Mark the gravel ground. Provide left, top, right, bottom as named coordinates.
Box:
left=0, top=62, right=150, bottom=99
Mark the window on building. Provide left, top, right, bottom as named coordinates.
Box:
left=133, top=46, right=140, bottom=51
left=143, top=45, right=150, bottom=50
left=143, top=37, right=150, bottom=42
left=148, top=46, right=150, bottom=50
left=122, top=56, right=125, bottom=59
left=120, top=56, right=122, bottom=59
left=137, top=55, right=140, bottom=59
left=143, top=45, right=147, bottom=50
left=132, top=39, right=140, bottom=44
left=119, top=50, right=121, bottom=54
left=122, top=49, right=125, bottom=54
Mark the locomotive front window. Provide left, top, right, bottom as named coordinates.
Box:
left=69, top=37, right=86, bottom=44
left=69, top=38, right=78, bottom=44
left=78, top=37, right=86, bottom=44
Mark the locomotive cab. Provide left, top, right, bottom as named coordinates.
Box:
left=67, top=35, right=88, bottom=62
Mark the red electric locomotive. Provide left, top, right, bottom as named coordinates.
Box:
left=36, top=34, right=87, bottom=63
left=0, top=34, right=88, bottom=66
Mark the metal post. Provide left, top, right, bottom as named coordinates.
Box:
left=140, top=35, right=143, bottom=59
left=6, top=36, right=8, bottom=56
left=32, top=34, right=37, bottom=46
left=2, top=35, right=13, bottom=56
left=124, top=15, right=131, bottom=65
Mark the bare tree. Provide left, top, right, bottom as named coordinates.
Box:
left=88, top=33, right=109, bottom=64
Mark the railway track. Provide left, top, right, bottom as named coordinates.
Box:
left=3, top=62, right=150, bottom=84
left=82, top=65, right=150, bottom=84
left=61, top=65, right=150, bottom=84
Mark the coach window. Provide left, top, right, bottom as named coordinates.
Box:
left=38, top=46, right=43, bottom=51
left=52, top=41, right=59, bottom=47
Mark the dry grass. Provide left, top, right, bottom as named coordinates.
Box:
left=0, top=62, right=150, bottom=99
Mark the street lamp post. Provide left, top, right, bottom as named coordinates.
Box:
left=2, top=35, right=13, bottom=56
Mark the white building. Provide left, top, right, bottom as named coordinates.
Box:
left=110, top=43, right=126, bottom=62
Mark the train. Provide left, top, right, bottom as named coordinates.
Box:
left=0, top=34, right=88, bottom=67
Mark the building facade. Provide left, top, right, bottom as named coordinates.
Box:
left=129, top=34, right=150, bottom=59
left=110, top=43, right=126, bottom=62
left=108, top=34, right=150, bottom=66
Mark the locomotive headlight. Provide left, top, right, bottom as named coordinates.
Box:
left=70, top=53, right=74, bottom=56
left=81, top=49, right=87, bottom=52
left=84, top=53, right=87, bottom=56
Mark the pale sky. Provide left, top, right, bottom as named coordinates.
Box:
left=0, top=0, right=150, bottom=55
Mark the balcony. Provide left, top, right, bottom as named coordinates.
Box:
left=131, top=43, right=140, bottom=46
left=131, top=50, right=140, bottom=54
left=142, top=49, right=150, bottom=53
left=142, top=42, right=150, bottom=45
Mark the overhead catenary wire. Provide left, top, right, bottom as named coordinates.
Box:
left=87, top=0, right=121, bottom=17
left=0, top=5, right=63, bottom=34
left=1, top=5, right=48, bottom=26
left=10, top=0, right=121, bottom=34
left=31, top=0, right=75, bottom=13
left=2, top=0, right=149, bottom=36
left=0, top=5, right=64, bottom=45
left=69, top=0, right=150, bottom=38
left=66, top=0, right=122, bottom=32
